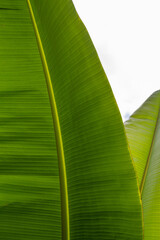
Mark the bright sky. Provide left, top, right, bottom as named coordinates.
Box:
left=72, top=0, right=160, bottom=120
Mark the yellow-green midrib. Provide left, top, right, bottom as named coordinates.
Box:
left=26, top=1, right=70, bottom=240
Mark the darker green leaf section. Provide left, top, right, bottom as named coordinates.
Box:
left=0, top=8, right=20, bottom=10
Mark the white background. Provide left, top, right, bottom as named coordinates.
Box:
left=72, top=0, right=160, bottom=120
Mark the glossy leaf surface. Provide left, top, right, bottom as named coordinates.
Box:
left=0, top=0, right=142, bottom=239
left=125, top=90, right=160, bottom=239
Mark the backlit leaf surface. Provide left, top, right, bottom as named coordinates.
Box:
left=125, top=91, right=160, bottom=239
left=0, top=0, right=142, bottom=239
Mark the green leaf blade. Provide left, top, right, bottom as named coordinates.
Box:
left=125, top=90, right=160, bottom=239
left=29, top=0, right=143, bottom=239
left=0, top=0, right=143, bottom=239
left=125, top=91, right=160, bottom=186
left=0, top=0, right=61, bottom=239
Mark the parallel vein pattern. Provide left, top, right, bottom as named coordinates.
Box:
left=0, top=0, right=61, bottom=239
left=140, top=108, right=160, bottom=194
left=125, top=90, right=160, bottom=239
left=29, top=0, right=143, bottom=239
left=27, top=1, right=70, bottom=239
left=0, top=0, right=143, bottom=239
left=125, top=92, right=160, bottom=186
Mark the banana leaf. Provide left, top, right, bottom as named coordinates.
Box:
left=0, top=0, right=142, bottom=239
left=125, top=90, right=160, bottom=239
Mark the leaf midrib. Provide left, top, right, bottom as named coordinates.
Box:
left=26, top=1, right=70, bottom=240
left=140, top=107, right=160, bottom=195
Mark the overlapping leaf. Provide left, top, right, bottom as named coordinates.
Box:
left=125, top=90, right=160, bottom=239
